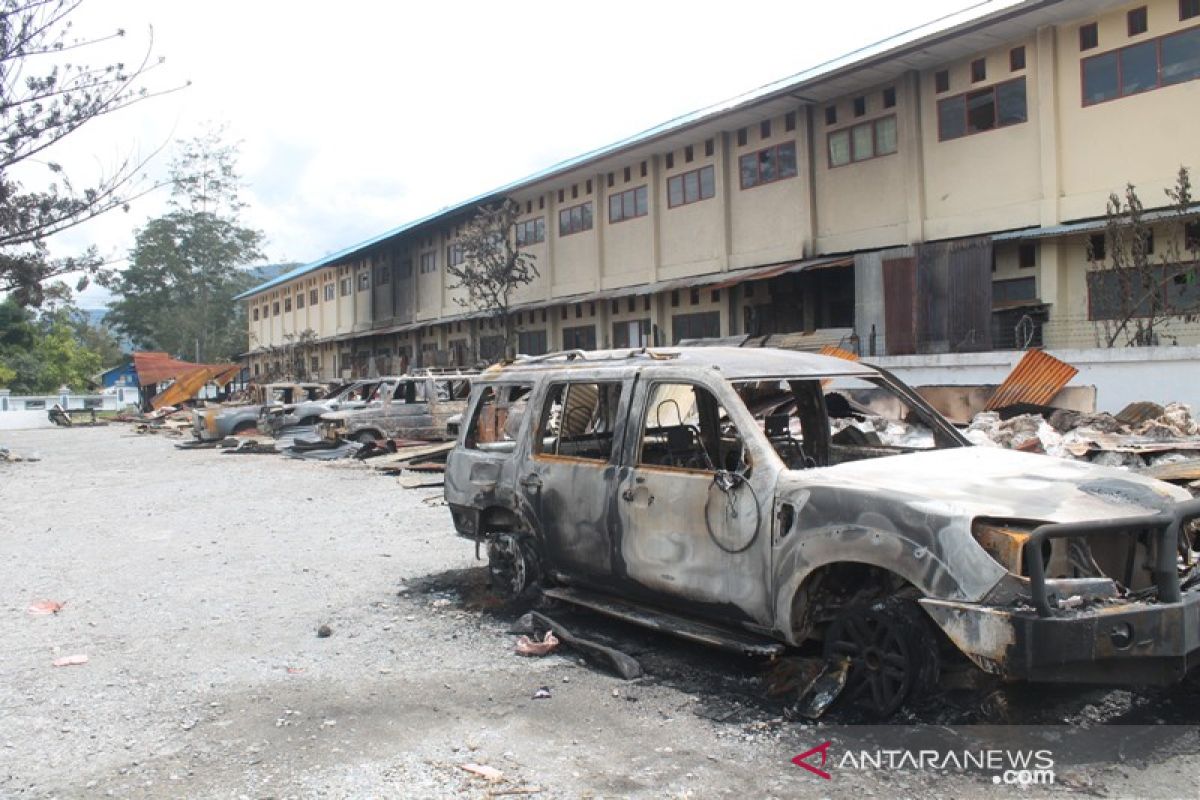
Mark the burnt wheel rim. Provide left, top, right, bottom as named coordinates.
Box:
left=488, top=535, right=527, bottom=596
left=825, top=608, right=916, bottom=717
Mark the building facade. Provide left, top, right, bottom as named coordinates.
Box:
left=240, top=0, right=1200, bottom=381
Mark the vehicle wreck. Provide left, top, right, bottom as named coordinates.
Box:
left=317, top=372, right=474, bottom=444
left=444, top=347, right=1200, bottom=716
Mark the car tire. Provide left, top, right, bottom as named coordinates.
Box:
left=232, top=421, right=257, bottom=435
left=822, top=597, right=940, bottom=718
left=487, top=533, right=540, bottom=598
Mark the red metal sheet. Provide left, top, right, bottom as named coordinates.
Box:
left=984, top=350, right=1078, bottom=411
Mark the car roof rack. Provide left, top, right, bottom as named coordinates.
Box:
left=511, top=348, right=681, bottom=366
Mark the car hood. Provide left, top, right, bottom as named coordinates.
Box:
left=216, top=404, right=262, bottom=419
left=791, top=446, right=1190, bottom=524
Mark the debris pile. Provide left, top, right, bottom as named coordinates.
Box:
left=965, top=401, right=1200, bottom=473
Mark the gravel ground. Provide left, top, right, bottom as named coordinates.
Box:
left=2, top=425, right=1199, bottom=799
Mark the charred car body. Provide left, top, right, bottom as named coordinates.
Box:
left=318, top=373, right=474, bottom=444
left=445, top=347, right=1200, bottom=715
left=193, top=382, right=326, bottom=441
left=259, top=378, right=392, bottom=436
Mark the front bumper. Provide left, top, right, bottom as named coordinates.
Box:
left=923, top=587, right=1200, bottom=685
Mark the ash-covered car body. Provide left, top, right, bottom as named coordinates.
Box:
left=445, top=347, right=1200, bottom=713
left=193, top=382, right=326, bottom=441
left=317, top=372, right=474, bottom=444
left=259, top=378, right=392, bottom=436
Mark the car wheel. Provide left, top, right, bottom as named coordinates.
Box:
left=232, top=421, right=257, bottom=435
left=487, top=533, right=540, bottom=597
left=823, top=598, right=940, bottom=718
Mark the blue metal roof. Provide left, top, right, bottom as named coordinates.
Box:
left=238, top=0, right=1035, bottom=301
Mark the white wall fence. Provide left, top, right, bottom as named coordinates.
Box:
left=0, top=388, right=139, bottom=430
left=870, top=345, right=1200, bottom=414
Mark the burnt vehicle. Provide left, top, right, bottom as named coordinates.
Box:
left=445, top=347, right=1200, bottom=716
left=258, top=378, right=392, bottom=436
left=193, top=382, right=326, bottom=441
left=317, top=372, right=474, bottom=444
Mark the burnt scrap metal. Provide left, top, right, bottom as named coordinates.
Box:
left=444, top=346, right=1200, bottom=717
left=513, top=611, right=643, bottom=680
left=984, top=349, right=1079, bottom=411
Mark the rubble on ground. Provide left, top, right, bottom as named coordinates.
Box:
left=0, top=445, right=40, bottom=463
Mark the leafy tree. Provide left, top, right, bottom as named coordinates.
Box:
left=1088, top=167, right=1198, bottom=347
left=103, top=128, right=264, bottom=362
left=0, top=295, right=115, bottom=391
left=251, top=328, right=317, bottom=382
left=0, top=0, right=181, bottom=306
left=447, top=198, right=539, bottom=360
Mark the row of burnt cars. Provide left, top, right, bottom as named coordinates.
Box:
left=191, top=371, right=475, bottom=446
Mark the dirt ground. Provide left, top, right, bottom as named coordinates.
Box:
left=2, top=425, right=1199, bottom=799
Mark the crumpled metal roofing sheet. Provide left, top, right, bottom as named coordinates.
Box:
left=984, top=349, right=1078, bottom=411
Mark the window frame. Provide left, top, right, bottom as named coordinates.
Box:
left=608, top=185, right=649, bottom=224
left=666, top=165, right=716, bottom=208
left=515, top=217, right=546, bottom=246
left=557, top=201, right=594, bottom=236
left=826, top=114, right=898, bottom=168
left=738, top=141, right=798, bottom=190
left=419, top=251, right=437, bottom=274
left=936, top=76, right=1028, bottom=141
left=633, top=379, right=746, bottom=475
left=1080, top=24, right=1200, bottom=107
left=532, top=380, right=624, bottom=463
left=447, top=242, right=465, bottom=267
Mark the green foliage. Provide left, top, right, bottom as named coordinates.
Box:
left=103, top=128, right=264, bottom=363
left=0, top=297, right=120, bottom=392
left=0, top=0, right=182, bottom=306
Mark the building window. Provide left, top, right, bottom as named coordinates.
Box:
left=825, top=105, right=837, bottom=125
left=1128, top=6, right=1148, bottom=36
left=1185, top=220, right=1200, bottom=248
left=671, top=311, right=721, bottom=343
left=419, top=252, right=437, bottom=274
left=310, top=288, right=318, bottom=305
left=561, top=324, right=597, bottom=351
left=760, top=120, right=771, bottom=139
left=1082, top=27, right=1200, bottom=106
left=785, top=111, right=796, bottom=131
left=667, top=165, right=716, bottom=208
left=671, top=290, right=679, bottom=307
left=882, top=86, right=896, bottom=108
left=1088, top=264, right=1200, bottom=319
left=325, top=284, right=335, bottom=301
left=828, top=115, right=897, bottom=166
left=689, top=287, right=700, bottom=305
left=273, top=301, right=280, bottom=316
left=934, top=69, right=950, bottom=92
left=738, top=142, right=798, bottom=188
left=665, top=152, right=675, bottom=170
left=994, top=276, right=1037, bottom=305
left=311, top=356, right=320, bottom=373
left=252, top=307, right=259, bottom=321
left=447, top=243, right=465, bottom=267
left=358, top=272, right=370, bottom=291
left=296, top=292, right=304, bottom=309
left=937, top=77, right=1027, bottom=140
left=736, top=127, right=747, bottom=147
left=607, top=172, right=614, bottom=188
left=970, top=58, right=987, bottom=83
left=705, top=138, right=714, bottom=157
left=515, top=217, right=545, bottom=246
left=558, top=201, right=593, bottom=236
left=684, top=144, right=694, bottom=163
left=612, top=318, right=650, bottom=348
left=377, top=265, right=391, bottom=284
left=1018, top=242, right=1037, bottom=268
left=284, top=296, right=292, bottom=312
left=339, top=278, right=351, bottom=296
left=1088, top=233, right=1107, bottom=261
left=1185, top=0, right=1200, bottom=21
left=852, top=96, right=866, bottom=117
left=640, top=161, right=647, bottom=178
left=1010, top=46, right=1026, bottom=71
left=517, top=330, right=548, bottom=356
left=608, top=186, right=648, bottom=223
left=1080, top=22, right=1099, bottom=51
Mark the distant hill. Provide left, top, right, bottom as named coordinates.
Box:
left=245, top=262, right=299, bottom=284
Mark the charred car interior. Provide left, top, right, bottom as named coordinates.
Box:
left=445, top=347, right=1200, bottom=716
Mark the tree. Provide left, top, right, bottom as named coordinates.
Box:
left=1088, top=167, right=1199, bottom=347
left=0, top=0, right=182, bottom=306
left=103, top=128, right=264, bottom=362
left=446, top=198, right=539, bottom=360
left=251, top=327, right=317, bottom=382
left=0, top=294, right=118, bottom=391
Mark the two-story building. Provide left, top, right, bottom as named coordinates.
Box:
left=239, top=0, right=1200, bottom=381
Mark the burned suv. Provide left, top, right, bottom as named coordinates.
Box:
left=445, top=347, right=1200, bottom=715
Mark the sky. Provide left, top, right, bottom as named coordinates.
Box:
left=40, top=0, right=992, bottom=307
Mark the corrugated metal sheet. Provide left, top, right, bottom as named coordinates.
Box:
left=916, top=238, right=993, bottom=354
left=818, top=345, right=860, bottom=362
left=132, top=352, right=238, bottom=387
left=991, top=207, right=1200, bottom=242
left=882, top=257, right=917, bottom=355
left=984, top=349, right=1078, bottom=411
